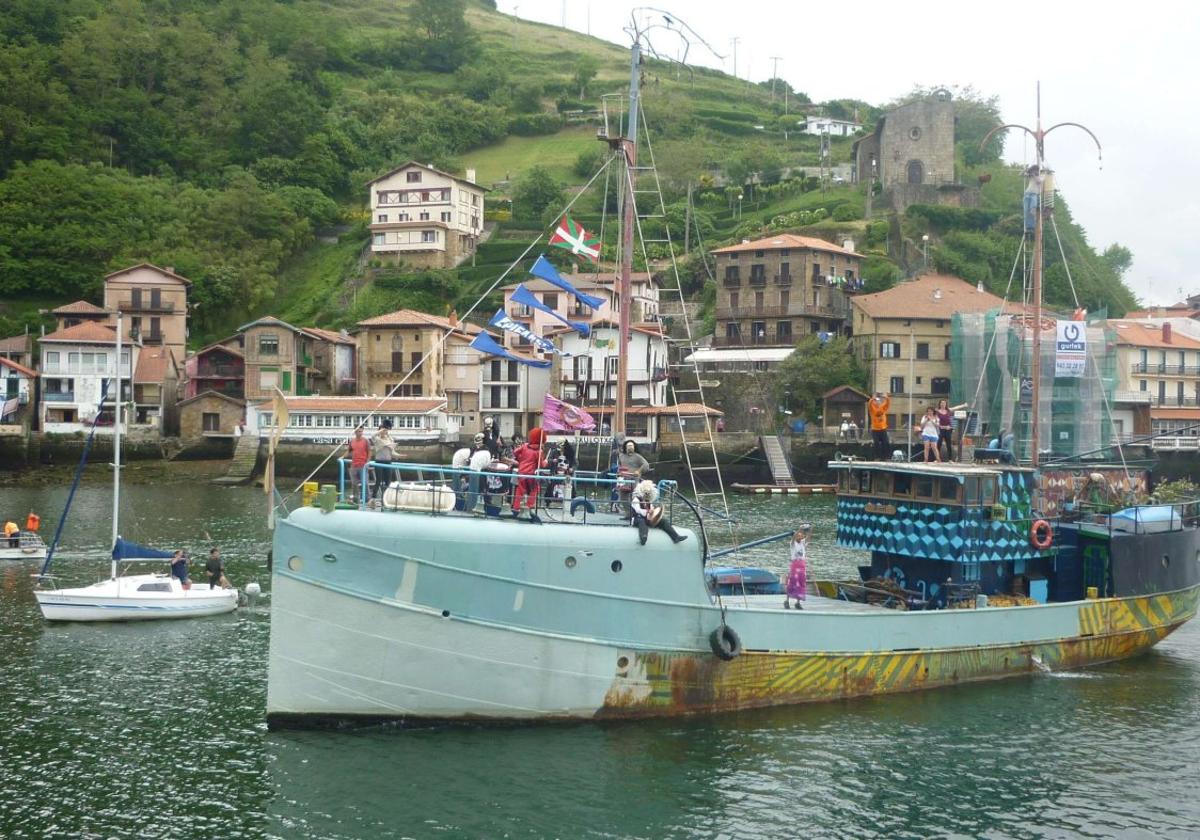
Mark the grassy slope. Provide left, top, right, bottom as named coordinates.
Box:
left=465, top=126, right=598, bottom=185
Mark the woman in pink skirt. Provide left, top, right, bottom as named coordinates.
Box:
left=785, top=523, right=811, bottom=609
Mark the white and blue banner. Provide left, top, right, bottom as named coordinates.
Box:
left=511, top=283, right=591, bottom=336
left=468, top=331, right=552, bottom=368
left=530, top=255, right=607, bottom=310
left=488, top=310, right=573, bottom=359
left=1054, top=320, right=1087, bottom=378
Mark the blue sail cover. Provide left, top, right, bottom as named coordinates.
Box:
left=112, top=537, right=176, bottom=561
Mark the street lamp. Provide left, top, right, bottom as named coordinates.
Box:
left=737, top=193, right=744, bottom=219
left=921, top=234, right=930, bottom=269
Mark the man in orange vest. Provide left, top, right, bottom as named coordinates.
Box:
left=867, top=391, right=892, bottom=460
left=3, top=520, right=18, bottom=548
left=25, top=511, right=40, bottom=532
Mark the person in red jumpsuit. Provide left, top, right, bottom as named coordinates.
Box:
left=511, top=427, right=546, bottom=522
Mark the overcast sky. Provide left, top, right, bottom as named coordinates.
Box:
left=499, top=0, right=1199, bottom=306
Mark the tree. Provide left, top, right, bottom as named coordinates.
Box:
left=1102, top=243, right=1133, bottom=279
left=573, top=56, right=599, bottom=99
left=410, top=0, right=474, bottom=72
left=512, top=166, right=564, bottom=221
left=774, top=336, right=868, bottom=421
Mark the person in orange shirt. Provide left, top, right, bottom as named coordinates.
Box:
left=867, top=392, right=892, bottom=460
left=3, top=520, right=18, bottom=548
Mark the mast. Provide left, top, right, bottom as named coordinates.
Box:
left=980, top=83, right=1101, bottom=468
left=614, top=39, right=641, bottom=437
left=111, top=312, right=122, bottom=579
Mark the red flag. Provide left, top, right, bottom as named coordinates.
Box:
left=542, top=394, right=596, bottom=432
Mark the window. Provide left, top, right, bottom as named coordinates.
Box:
left=419, top=212, right=430, bottom=221
left=729, top=292, right=739, bottom=309
left=726, top=323, right=740, bottom=339
left=410, top=352, right=422, bottom=372
left=937, top=478, right=961, bottom=503
left=441, top=212, right=451, bottom=222
left=406, top=171, right=421, bottom=183
left=777, top=321, right=792, bottom=342
left=931, top=377, right=951, bottom=395
left=916, top=342, right=929, bottom=360
left=399, top=213, right=409, bottom=222
left=573, top=356, right=593, bottom=380
left=1139, top=379, right=1147, bottom=392
left=889, top=376, right=904, bottom=393
left=754, top=291, right=764, bottom=310
left=780, top=290, right=789, bottom=310
left=137, top=582, right=171, bottom=593
left=572, top=300, right=592, bottom=317
left=1178, top=382, right=1185, bottom=405
left=880, top=341, right=901, bottom=358
left=543, top=292, right=559, bottom=310
left=377, top=214, right=387, bottom=223
left=45, top=351, right=60, bottom=371
left=724, top=266, right=740, bottom=283
left=892, top=473, right=912, bottom=496
left=605, top=356, right=620, bottom=377
left=260, top=370, right=279, bottom=389
left=149, top=317, right=161, bottom=339
left=1159, top=381, right=1167, bottom=404
left=781, top=248, right=790, bottom=256
left=202, top=412, right=221, bottom=432
left=915, top=477, right=935, bottom=500
left=754, top=250, right=764, bottom=258
left=421, top=230, right=437, bottom=243
left=259, top=334, right=279, bottom=355
left=132, top=288, right=142, bottom=308
left=752, top=321, right=766, bottom=340
left=856, top=471, right=872, bottom=493
left=397, top=384, right=423, bottom=397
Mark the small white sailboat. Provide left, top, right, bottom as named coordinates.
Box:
left=34, top=314, right=238, bottom=622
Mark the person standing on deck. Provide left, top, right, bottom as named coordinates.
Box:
left=466, top=434, right=492, bottom=512
left=917, top=407, right=943, bottom=463
left=935, top=399, right=967, bottom=462
left=170, top=550, right=192, bottom=590
left=205, top=547, right=231, bottom=589
left=4, top=520, right=19, bottom=547
left=868, top=392, right=891, bottom=460
left=371, top=420, right=396, bottom=500
left=346, top=427, right=371, bottom=504
left=785, top=524, right=811, bottom=609
left=511, top=427, right=547, bottom=522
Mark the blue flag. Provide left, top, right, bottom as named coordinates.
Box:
left=468, top=331, right=552, bottom=368
left=530, top=255, right=607, bottom=310
left=511, top=283, right=591, bottom=337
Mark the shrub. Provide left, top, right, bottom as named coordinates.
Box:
left=832, top=204, right=859, bottom=222
left=508, top=113, right=562, bottom=136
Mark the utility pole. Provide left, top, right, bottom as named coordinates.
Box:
left=769, top=56, right=782, bottom=101
left=730, top=37, right=740, bottom=80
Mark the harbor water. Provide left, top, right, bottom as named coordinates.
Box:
left=2, top=476, right=1199, bottom=838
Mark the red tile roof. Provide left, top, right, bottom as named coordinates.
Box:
left=177, top=390, right=246, bottom=409
left=279, top=396, right=447, bottom=413
left=851, top=274, right=1014, bottom=320
left=364, top=160, right=487, bottom=189
left=1109, top=320, right=1200, bottom=350
left=0, top=356, right=37, bottom=378
left=0, top=335, right=31, bottom=353
left=712, top=233, right=862, bottom=258
left=300, top=327, right=354, bottom=345
left=356, top=309, right=483, bottom=334
left=544, top=319, right=665, bottom=338
left=1149, top=408, right=1200, bottom=420
left=39, top=322, right=120, bottom=344
left=133, top=347, right=175, bottom=384
left=52, top=300, right=108, bottom=315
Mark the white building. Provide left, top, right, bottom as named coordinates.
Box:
left=479, top=351, right=550, bottom=439
left=366, top=161, right=486, bottom=269
left=38, top=322, right=135, bottom=433
left=246, top=396, right=451, bottom=444
left=798, top=116, right=862, bottom=137
left=0, top=356, right=37, bottom=427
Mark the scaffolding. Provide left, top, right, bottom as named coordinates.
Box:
left=952, top=310, right=1116, bottom=462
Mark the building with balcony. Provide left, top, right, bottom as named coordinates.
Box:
left=37, top=321, right=135, bottom=433
left=300, top=328, right=357, bottom=396
left=498, top=269, right=657, bottom=351
left=479, top=352, right=548, bottom=439
left=183, top=341, right=245, bottom=400
left=711, top=233, right=863, bottom=350
left=238, top=317, right=331, bottom=401
left=131, top=345, right=180, bottom=432
left=0, top=334, right=34, bottom=370
left=0, top=356, right=37, bottom=428
left=851, top=274, right=1010, bottom=431
left=546, top=320, right=670, bottom=445
left=245, top=396, right=451, bottom=444
left=102, top=263, right=191, bottom=363
left=356, top=309, right=483, bottom=412
left=1109, top=320, right=1200, bottom=440
left=367, top=161, right=486, bottom=269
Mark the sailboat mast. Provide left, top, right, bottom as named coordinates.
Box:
left=111, top=312, right=122, bottom=579
left=614, top=39, right=641, bottom=437
left=1029, top=89, right=1045, bottom=468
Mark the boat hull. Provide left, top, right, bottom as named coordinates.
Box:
left=36, top=575, right=239, bottom=622
left=266, top=508, right=1200, bottom=727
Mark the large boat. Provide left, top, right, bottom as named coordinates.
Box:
left=264, top=35, right=1200, bottom=727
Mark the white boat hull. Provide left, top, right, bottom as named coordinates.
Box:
left=0, top=531, right=47, bottom=561
left=35, top=574, right=239, bottom=622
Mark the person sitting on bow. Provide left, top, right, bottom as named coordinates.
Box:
left=630, top=480, right=687, bottom=545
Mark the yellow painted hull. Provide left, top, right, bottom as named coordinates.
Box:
left=598, top=586, right=1200, bottom=718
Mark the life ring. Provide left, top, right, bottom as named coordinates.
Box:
left=709, top=624, right=742, bottom=661
left=1030, top=519, right=1053, bottom=550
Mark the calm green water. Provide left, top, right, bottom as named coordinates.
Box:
left=2, top=480, right=1199, bottom=839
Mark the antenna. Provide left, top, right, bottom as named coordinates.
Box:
left=769, top=56, right=782, bottom=101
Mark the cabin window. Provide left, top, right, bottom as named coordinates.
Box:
left=837, top=471, right=850, bottom=492
left=872, top=472, right=892, bottom=495
left=937, top=478, right=961, bottom=503
left=856, top=471, right=872, bottom=493
left=964, top=477, right=980, bottom=503
left=981, top=478, right=997, bottom=505
left=915, top=476, right=935, bottom=500
left=137, top=582, right=171, bottom=592
left=892, top=473, right=912, bottom=497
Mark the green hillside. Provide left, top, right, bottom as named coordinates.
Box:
left=0, top=0, right=1135, bottom=342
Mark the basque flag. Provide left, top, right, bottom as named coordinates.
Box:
left=512, top=283, right=591, bottom=337
left=549, top=215, right=601, bottom=262
left=530, top=255, right=606, bottom=311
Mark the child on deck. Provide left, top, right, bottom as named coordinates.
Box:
left=785, top=524, right=811, bottom=609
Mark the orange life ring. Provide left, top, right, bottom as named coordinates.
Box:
left=1030, top=519, right=1053, bottom=550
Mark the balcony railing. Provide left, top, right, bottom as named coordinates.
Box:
left=195, top=366, right=243, bottom=378
left=748, top=274, right=768, bottom=287
left=1114, top=390, right=1200, bottom=407
left=44, top=392, right=75, bottom=402
left=722, top=276, right=741, bottom=288
left=773, top=274, right=793, bottom=286
left=1130, top=362, right=1199, bottom=375
left=141, top=332, right=164, bottom=344
left=118, top=300, right=175, bottom=313
left=711, top=335, right=790, bottom=348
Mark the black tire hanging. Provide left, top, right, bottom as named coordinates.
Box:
left=709, top=624, right=742, bottom=661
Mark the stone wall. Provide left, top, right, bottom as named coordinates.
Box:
left=879, top=98, right=956, bottom=189
left=180, top=393, right=244, bottom=440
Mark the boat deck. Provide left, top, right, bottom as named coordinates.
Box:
left=722, top=593, right=890, bottom=614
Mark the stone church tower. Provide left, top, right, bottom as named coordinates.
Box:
left=853, top=89, right=979, bottom=215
